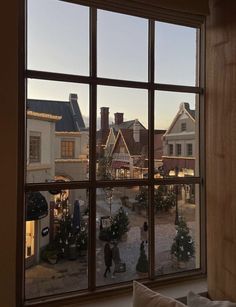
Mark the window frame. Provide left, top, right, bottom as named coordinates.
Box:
left=18, top=1, right=206, bottom=305
left=187, top=143, right=193, bottom=156
left=61, top=139, right=75, bottom=159
left=29, top=133, right=41, bottom=163
left=181, top=122, right=187, bottom=132
left=176, top=143, right=182, bottom=156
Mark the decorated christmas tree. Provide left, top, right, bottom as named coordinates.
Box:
left=171, top=217, right=195, bottom=262
left=136, top=242, right=148, bottom=273
left=99, top=207, right=129, bottom=242
left=54, top=214, right=75, bottom=258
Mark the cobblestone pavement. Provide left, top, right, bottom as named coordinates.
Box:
left=25, top=188, right=197, bottom=299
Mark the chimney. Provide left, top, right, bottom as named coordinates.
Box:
left=100, top=107, right=109, bottom=131
left=133, top=119, right=140, bottom=143
left=114, top=112, right=124, bottom=125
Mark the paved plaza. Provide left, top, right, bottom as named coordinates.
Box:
left=25, top=187, right=197, bottom=299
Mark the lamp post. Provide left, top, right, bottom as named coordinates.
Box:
left=174, top=167, right=179, bottom=225
left=105, top=187, right=113, bottom=216
left=175, top=184, right=179, bottom=225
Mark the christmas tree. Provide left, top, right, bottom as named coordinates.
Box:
left=54, top=214, right=75, bottom=258
left=99, top=207, right=129, bottom=242
left=136, top=242, right=148, bottom=273
left=171, top=217, right=195, bottom=262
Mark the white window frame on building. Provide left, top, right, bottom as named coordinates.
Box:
left=61, top=139, right=75, bottom=159
left=176, top=143, right=182, bottom=156
left=29, top=133, right=41, bottom=163
left=187, top=143, right=193, bottom=156
left=181, top=122, right=187, bottom=131
left=169, top=144, right=173, bottom=155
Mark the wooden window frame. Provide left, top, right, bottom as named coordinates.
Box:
left=17, top=0, right=206, bottom=305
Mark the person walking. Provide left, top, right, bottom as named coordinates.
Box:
left=140, top=221, right=148, bottom=244
left=111, top=241, right=121, bottom=278
left=103, top=242, right=112, bottom=278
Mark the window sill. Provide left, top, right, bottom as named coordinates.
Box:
left=67, top=277, right=207, bottom=307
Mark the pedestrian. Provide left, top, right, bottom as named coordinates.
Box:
left=111, top=241, right=121, bottom=278
left=140, top=221, right=148, bottom=244
left=103, top=242, right=112, bottom=278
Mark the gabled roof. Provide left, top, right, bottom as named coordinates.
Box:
left=109, top=119, right=146, bottom=132
left=27, top=98, right=85, bottom=132
left=163, top=102, right=195, bottom=137
left=112, top=129, right=148, bottom=156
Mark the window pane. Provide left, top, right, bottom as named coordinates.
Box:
left=27, top=0, right=89, bottom=75
left=26, top=79, right=89, bottom=183
left=155, top=22, right=198, bottom=86
left=97, top=86, right=148, bottom=180
left=96, top=186, right=148, bottom=286
left=155, top=184, right=200, bottom=275
left=155, top=92, right=199, bottom=178
left=97, top=10, right=148, bottom=81
left=25, top=189, right=89, bottom=299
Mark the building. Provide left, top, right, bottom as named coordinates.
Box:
left=26, top=110, right=60, bottom=267
left=28, top=93, right=89, bottom=200
left=110, top=123, right=148, bottom=178
left=162, top=102, right=196, bottom=177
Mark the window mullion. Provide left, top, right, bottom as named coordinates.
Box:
left=148, top=19, right=155, bottom=280
left=88, top=6, right=97, bottom=291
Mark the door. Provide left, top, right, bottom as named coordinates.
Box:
left=25, top=221, right=36, bottom=267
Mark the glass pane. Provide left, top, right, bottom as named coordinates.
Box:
left=155, top=92, right=199, bottom=178
left=97, top=10, right=148, bottom=81
left=97, top=86, right=148, bottom=180
left=27, top=0, right=89, bottom=75
left=26, top=79, right=89, bottom=183
left=96, top=186, right=148, bottom=286
left=155, top=184, right=200, bottom=275
left=25, top=189, right=89, bottom=299
left=155, top=22, right=198, bottom=86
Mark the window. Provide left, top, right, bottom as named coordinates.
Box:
left=23, top=0, right=205, bottom=304
left=29, top=135, right=41, bottom=163
left=169, top=144, right=173, bottom=155
left=187, top=143, right=193, bottom=156
left=176, top=144, right=182, bottom=156
left=61, top=140, right=75, bottom=158
left=181, top=122, right=187, bottom=131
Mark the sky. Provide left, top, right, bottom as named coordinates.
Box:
left=27, top=0, right=197, bottom=130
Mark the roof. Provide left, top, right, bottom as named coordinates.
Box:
left=110, top=119, right=147, bottom=131
left=163, top=102, right=195, bottom=137
left=27, top=110, right=61, bottom=122
left=27, top=98, right=85, bottom=132
left=184, top=103, right=195, bottom=119
left=118, top=129, right=148, bottom=156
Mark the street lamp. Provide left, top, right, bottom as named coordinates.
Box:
left=175, top=184, right=179, bottom=225
left=174, top=167, right=179, bottom=225
left=105, top=187, right=113, bottom=216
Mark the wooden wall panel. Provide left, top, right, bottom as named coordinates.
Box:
left=206, top=0, right=236, bottom=301
left=0, top=1, right=19, bottom=306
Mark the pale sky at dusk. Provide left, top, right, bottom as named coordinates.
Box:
left=27, top=0, right=197, bottom=130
